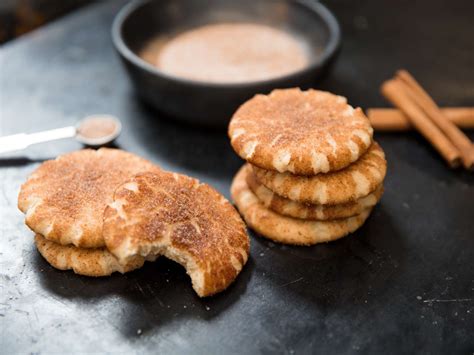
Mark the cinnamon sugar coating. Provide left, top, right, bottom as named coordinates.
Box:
left=18, top=148, right=159, bottom=248
left=252, top=142, right=386, bottom=205
left=229, top=88, right=373, bottom=175
left=231, top=166, right=372, bottom=245
left=245, top=164, right=383, bottom=220
left=103, top=171, right=249, bottom=297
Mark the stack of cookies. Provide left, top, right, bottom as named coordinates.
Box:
left=18, top=148, right=249, bottom=297
left=229, top=88, right=387, bottom=245
left=18, top=149, right=159, bottom=276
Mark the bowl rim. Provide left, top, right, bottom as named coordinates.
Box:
left=111, top=0, right=341, bottom=88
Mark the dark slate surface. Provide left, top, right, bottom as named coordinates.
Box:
left=0, top=1, right=473, bottom=354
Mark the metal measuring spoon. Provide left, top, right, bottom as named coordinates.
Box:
left=0, top=115, right=122, bottom=154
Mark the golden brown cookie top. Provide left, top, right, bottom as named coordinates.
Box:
left=103, top=171, right=249, bottom=297
left=253, top=142, right=386, bottom=205
left=18, top=148, right=159, bottom=248
left=229, top=88, right=373, bottom=175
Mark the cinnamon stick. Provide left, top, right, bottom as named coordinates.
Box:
left=381, top=79, right=461, bottom=168
left=396, top=70, right=474, bottom=169
left=367, top=107, right=474, bottom=131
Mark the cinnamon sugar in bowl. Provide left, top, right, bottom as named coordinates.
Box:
left=140, top=23, right=310, bottom=84
left=112, top=0, right=340, bottom=125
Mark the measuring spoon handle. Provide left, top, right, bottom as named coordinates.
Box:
left=0, top=127, right=76, bottom=154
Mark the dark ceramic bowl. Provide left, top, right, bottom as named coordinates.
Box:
left=112, top=0, right=341, bottom=126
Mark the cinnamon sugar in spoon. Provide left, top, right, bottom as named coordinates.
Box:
left=0, top=115, right=122, bottom=154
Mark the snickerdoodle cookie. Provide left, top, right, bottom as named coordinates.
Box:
left=18, top=148, right=159, bottom=248
left=35, top=234, right=148, bottom=277
left=245, top=164, right=383, bottom=220
left=252, top=142, right=386, bottom=205
left=231, top=166, right=372, bottom=245
left=103, top=171, right=250, bottom=297
left=229, top=88, right=373, bottom=175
